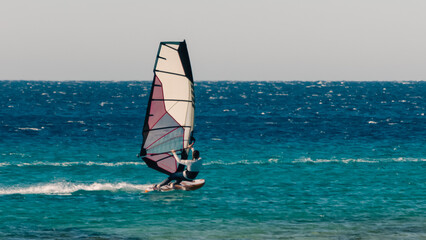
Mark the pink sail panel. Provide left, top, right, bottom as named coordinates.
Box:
left=145, top=153, right=177, bottom=174
left=148, top=76, right=166, bottom=129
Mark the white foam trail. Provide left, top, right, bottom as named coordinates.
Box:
left=0, top=161, right=145, bottom=167
left=0, top=182, right=150, bottom=195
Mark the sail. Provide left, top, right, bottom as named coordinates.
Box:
left=140, top=41, right=195, bottom=175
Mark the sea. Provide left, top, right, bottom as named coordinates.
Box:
left=0, top=80, right=425, bottom=239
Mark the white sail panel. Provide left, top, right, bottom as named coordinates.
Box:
left=156, top=72, right=191, bottom=101
left=156, top=45, right=185, bottom=75
left=167, top=101, right=191, bottom=126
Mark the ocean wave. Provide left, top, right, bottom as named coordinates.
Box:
left=293, top=158, right=378, bottom=164
left=204, top=157, right=426, bottom=165
left=0, top=182, right=150, bottom=195
left=1, top=158, right=424, bottom=169
left=0, top=161, right=145, bottom=167
left=292, top=157, right=426, bottom=164
left=206, top=158, right=279, bottom=166
left=390, top=157, right=426, bottom=162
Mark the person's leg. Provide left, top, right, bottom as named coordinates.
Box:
left=169, top=172, right=185, bottom=182
left=171, top=172, right=190, bottom=187
left=156, top=177, right=172, bottom=187
left=157, top=172, right=184, bottom=187
left=169, top=172, right=187, bottom=187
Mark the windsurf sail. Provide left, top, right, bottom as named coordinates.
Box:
left=139, top=40, right=195, bottom=175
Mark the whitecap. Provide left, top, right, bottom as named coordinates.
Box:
left=99, top=101, right=113, bottom=107
left=18, top=127, right=43, bottom=131
left=67, top=120, right=86, bottom=125
left=7, top=152, right=28, bottom=157
left=392, top=158, right=426, bottom=162
left=293, top=157, right=378, bottom=164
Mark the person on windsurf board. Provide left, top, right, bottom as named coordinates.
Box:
left=141, top=41, right=205, bottom=192
left=153, top=141, right=203, bottom=190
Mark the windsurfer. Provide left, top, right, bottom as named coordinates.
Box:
left=154, top=142, right=203, bottom=190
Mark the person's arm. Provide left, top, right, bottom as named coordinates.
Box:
left=171, top=150, right=194, bottom=165
left=171, top=150, right=181, bottom=162
left=187, top=142, right=195, bottom=151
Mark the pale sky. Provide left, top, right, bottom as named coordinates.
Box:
left=1, top=0, right=425, bottom=81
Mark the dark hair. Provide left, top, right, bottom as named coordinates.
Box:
left=193, top=150, right=200, bottom=159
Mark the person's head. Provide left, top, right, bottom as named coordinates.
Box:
left=193, top=150, right=200, bottom=159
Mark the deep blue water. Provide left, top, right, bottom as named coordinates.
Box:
left=0, top=81, right=425, bottom=239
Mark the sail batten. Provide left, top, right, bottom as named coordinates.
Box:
left=155, top=70, right=187, bottom=77
left=140, top=41, right=195, bottom=175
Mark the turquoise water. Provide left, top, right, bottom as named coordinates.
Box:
left=0, top=81, right=425, bottom=239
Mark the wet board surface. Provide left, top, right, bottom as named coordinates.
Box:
left=145, top=179, right=205, bottom=193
